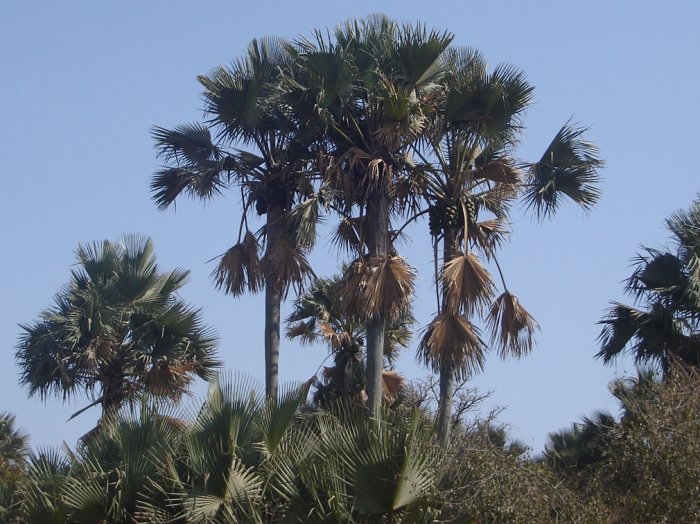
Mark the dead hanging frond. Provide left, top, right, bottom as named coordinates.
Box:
left=332, top=216, right=364, bottom=255
left=417, top=312, right=486, bottom=380
left=285, top=320, right=318, bottom=345
left=338, top=256, right=415, bottom=322
left=442, top=252, right=495, bottom=315
left=212, top=232, right=263, bottom=296
left=317, top=321, right=353, bottom=350
left=381, top=370, right=405, bottom=403
left=468, top=218, right=509, bottom=258
left=487, top=291, right=538, bottom=359
left=362, top=157, right=393, bottom=194
left=473, top=159, right=521, bottom=185
left=264, top=241, right=314, bottom=298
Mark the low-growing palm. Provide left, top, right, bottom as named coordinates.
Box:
left=16, top=235, right=219, bottom=423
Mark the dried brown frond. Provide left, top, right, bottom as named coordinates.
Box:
left=212, top=232, right=263, bottom=296
left=144, top=361, right=196, bottom=399
left=468, top=219, right=509, bottom=257
left=337, top=259, right=371, bottom=319
left=338, top=256, right=415, bottom=322
left=332, top=216, right=364, bottom=254
left=442, top=252, right=495, bottom=315
left=362, top=157, right=393, bottom=193
left=285, top=321, right=317, bottom=345
left=364, top=256, right=415, bottom=322
left=417, top=312, right=486, bottom=380
left=381, top=370, right=404, bottom=402
left=487, top=291, right=538, bottom=359
left=264, top=241, right=314, bottom=298
left=473, top=159, right=521, bottom=185
left=318, top=321, right=352, bottom=350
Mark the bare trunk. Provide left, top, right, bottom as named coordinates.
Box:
left=365, top=191, right=389, bottom=416
left=437, top=362, right=455, bottom=447
left=437, top=226, right=459, bottom=447
left=264, top=206, right=283, bottom=400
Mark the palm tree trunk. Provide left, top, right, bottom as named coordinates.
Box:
left=264, top=206, right=283, bottom=400
left=437, top=226, right=459, bottom=447
left=437, top=361, right=455, bottom=447
left=365, top=190, right=389, bottom=416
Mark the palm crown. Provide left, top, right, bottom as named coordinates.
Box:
left=16, top=235, right=219, bottom=421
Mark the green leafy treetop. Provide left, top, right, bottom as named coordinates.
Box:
left=15, top=234, right=220, bottom=426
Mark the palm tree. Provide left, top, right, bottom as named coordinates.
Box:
left=544, top=410, right=617, bottom=474
left=151, top=38, right=318, bottom=400
left=0, top=412, right=28, bottom=479
left=0, top=412, right=28, bottom=522
left=16, top=235, right=219, bottom=423
left=598, top=197, right=700, bottom=371
left=290, top=16, right=453, bottom=414
left=417, top=48, right=603, bottom=446
left=286, top=275, right=413, bottom=406
left=12, top=374, right=442, bottom=522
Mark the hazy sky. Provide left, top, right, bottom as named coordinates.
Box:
left=2, top=1, right=698, bottom=452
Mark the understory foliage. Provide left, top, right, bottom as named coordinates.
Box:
left=594, top=366, right=700, bottom=522
left=3, top=375, right=605, bottom=524
left=6, top=369, right=700, bottom=522
left=541, top=365, right=700, bottom=523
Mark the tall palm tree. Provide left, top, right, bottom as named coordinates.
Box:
left=151, top=38, right=318, bottom=400
left=598, top=197, right=700, bottom=371
left=417, top=48, right=603, bottom=446
left=286, top=275, right=413, bottom=406
left=290, top=16, right=453, bottom=414
left=16, top=235, right=219, bottom=422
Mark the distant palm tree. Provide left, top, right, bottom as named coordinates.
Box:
left=286, top=275, right=413, bottom=406
left=290, top=16, right=453, bottom=414
left=544, top=411, right=617, bottom=473
left=16, top=235, right=219, bottom=422
left=151, top=38, right=318, bottom=400
left=0, top=412, right=28, bottom=476
left=598, top=198, right=700, bottom=371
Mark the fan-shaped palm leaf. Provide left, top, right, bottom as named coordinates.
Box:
left=339, top=256, right=415, bottom=323
left=486, top=291, right=538, bottom=359
left=418, top=312, right=486, bottom=379
left=212, top=231, right=264, bottom=296
left=442, top=252, right=495, bottom=315
left=523, top=121, right=604, bottom=219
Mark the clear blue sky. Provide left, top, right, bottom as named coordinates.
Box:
left=2, top=1, right=698, bottom=452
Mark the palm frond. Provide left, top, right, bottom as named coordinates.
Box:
left=523, top=121, right=604, bottom=219
left=212, top=232, right=264, bottom=296
left=473, top=158, right=521, bottom=185
left=486, top=291, right=538, bottom=358
left=417, top=312, right=486, bottom=379
left=442, top=252, right=495, bottom=315
left=468, top=218, right=509, bottom=257
left=331, top=216, right=364, bottom=255
left=339, top=256, right=415, bottom=322
left=152, top=123, right=221, bottom=165
left=264, top=240, right=314, bottom=298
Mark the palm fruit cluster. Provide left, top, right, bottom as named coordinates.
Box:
left=428, top=199, right=477, bottom=236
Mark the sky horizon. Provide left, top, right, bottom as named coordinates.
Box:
left=2, top=1, right=699, bottom=452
